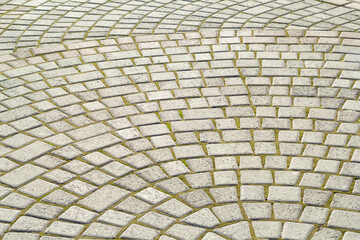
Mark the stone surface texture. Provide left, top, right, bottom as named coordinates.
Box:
left=1, top=0, right=360, bottom=238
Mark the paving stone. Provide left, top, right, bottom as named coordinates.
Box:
left=207, top=143, right=253, bottom=156
left=139, top=211, right=175, bottom=230
left=115, top=196, right=151, bottom=215
left=59, top=206, right=97, bottom=224
left=181, top=208, right=220, bottom=228
left=26, top=203, right=63, bottom=220
left=78, top=185, right=130, bottom=212
left=6, top=141, right=54, bottom=163
left=10, top=216, right=49, bottom=232
left=3, top=233, right=39, bottom=240
left=281, top=222, right=315, bottom=240
left=214, top=222, right=251, bottom=240
left=45, top=221, right=84, bottom=238
left=179, top=189, right=213, bottom=208
left=166, top=224, right=206, bottom=240
left=82, top=222, right=121, bottom=238
left=173, top=145, right=206, bottom=159
left=243, top=203, right=272, bottom=220
left=311, top=228, right=342, bottom=240
left=268, top=186, right=301, bottom=202
left=273, top=203, right=303, bottom=220
left=19, top=179, right=57, bottom=198
left=0, top=164, right=46, bottom=187
left=328, top=210, right=360, bottom=231
left=252, top=221, right=282, bottom=239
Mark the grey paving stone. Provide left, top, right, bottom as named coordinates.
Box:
left=78, top=185, right=130, bottom=212
left=181, top=208, right=220, bottom=228
left=214, top=222, right=251, bottom=240
left=281, top=222, right=315, bottom=240
left=0, top=192, right=34, bottom=209
left=3, top=233, right=39, bottom=240
left=252, top=221, right=282, bottom=239
left=328, top=210, right=360, bottom=231
left=42, top=189, right=78, bottom=206
left=139, top=211, right=175, bottom=230
left=173, top=145, right=206, bottom=159
left=214, top=171, right=238, bottom=186
left=10, top=216, right=49, bottom=232
left=179, top=189, right=213, bottom=208
left=98, top=209, right=135, bottom=227
left=82, top=222, right=121, bottom=238
left=185, top=172, right=212, bottom=188
left=207, top=143, right=253, bottom=156
left=268, top=186, right=301, bottom=202
left=311, top=228, right=342, bottom=240
left=19, top=179, right=57, bottom=198
left=300, top=206, right=329, bottom=225
left=210, top=187, right=237, bottom=203
left=45, top=221, right=85, bottom=238
left=241, top=170, right=273, bottom=185
left=202, top=233, right=226, bottom=240
left=115, top=196, right=151, bottom=215
left=243, top=203, right=272, bottom=220
left=0, top=164, right=46, bottom=187
left=6, top=141, right=54, bottom=163
left=26, top=203, right=63, bottom=220
left=59, top=206, right=97, bottom=224
left=207, top=198, right=237, bottom=219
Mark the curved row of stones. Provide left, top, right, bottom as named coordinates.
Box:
left=0, top=30, right=360, bottom=239
left=2, top=0, right=360, bottom=54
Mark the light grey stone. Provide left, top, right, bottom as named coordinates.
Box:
left=214, top=222, right=251, bottom=240
left=78, top=185, right=130, bottom=212
left=212, top=203, right=243, bottom=222
left=281, top=222, right=315, bottom=240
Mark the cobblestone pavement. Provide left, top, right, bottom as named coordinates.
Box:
left=1, top=0, right=360, bottom=240
left=2, top=0, right=360, bottom=54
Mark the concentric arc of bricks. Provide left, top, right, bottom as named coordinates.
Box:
left=1, top=1, right=360, bottom=239
left=1, top=0, right=360, bottom=54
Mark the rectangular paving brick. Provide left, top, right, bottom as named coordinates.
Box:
left=203, top=68, right=240, bottom=78
left=173, top=145, right=206, bottom=159
left=0, top=106, right=38, bottom=123
left=183, top=109, right=224, bottom=120
left=3, top=66, right=41, bottom=78
left=328, top=210, right=360, bottom=231
left=74, top=133, right=121, bottom=152
left=98, top=86, right=138, bottom=98
left=42, top=67, right=78, bottom=79
left=207, top=143, right=253, bottom=156
left=66, top=71, right=104, bottom=83
left=66, top=123, right=112, bottom=141
left=7, top=141, right=55, bottom=163
left=0, top=164, right=47, bottom=187
left=78, top=185, right=130, bottom=212
left=171, top=120, right=215, bottom=132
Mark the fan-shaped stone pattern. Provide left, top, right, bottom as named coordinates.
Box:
left=1, top=31, right=360, bottom=239
left=1, top=0, right=360, bottom=54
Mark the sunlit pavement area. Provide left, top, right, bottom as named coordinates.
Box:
left=1, top=0, right=360, bottom=239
